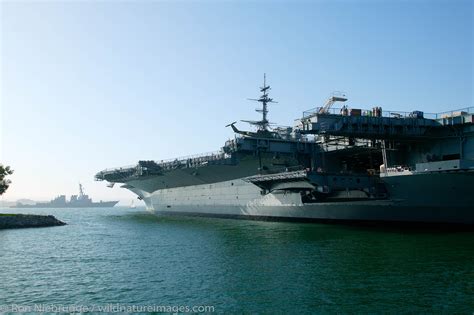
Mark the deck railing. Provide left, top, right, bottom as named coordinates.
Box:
left=156, top=150, right=225, bottom=165
left=432, top=107, right=474, bottom=119
left=96, top=150, right=232, bottom=179
left=303, top=106, right=473, bottom=120
left=98, top=164, right=138, bottom=174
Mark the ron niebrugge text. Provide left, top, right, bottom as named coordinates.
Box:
left=0, top=304, right=215, bottom=313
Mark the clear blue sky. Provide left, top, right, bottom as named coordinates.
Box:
left=1, top=0, right=472, bottom=204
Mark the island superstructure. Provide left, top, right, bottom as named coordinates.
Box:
left=96, top=76, right=474, bottom=224
left=13, top=184, right=118, bottom=208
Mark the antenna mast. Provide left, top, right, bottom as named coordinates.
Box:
left=79, top=183, right=84, bottom=197
left=246, top=73, right=277, bottom=131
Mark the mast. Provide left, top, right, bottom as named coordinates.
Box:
left=245, top=73, right=277, bottom=131
left=79, top=183, right=85, bottom=198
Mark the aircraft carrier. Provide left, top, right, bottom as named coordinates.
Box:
left=96, top=76, right=474, bottom=224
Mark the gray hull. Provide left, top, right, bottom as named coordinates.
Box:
left=151, top=203, right=474, bottom=225
left=11, top=201, right=119, bottom=208
left=136, top=172, right=474, bottom=225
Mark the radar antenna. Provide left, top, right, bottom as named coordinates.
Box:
left=245, top=73, right=278, bottom=131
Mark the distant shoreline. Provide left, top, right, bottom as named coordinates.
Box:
left=0, top=214, right=66, bottom=229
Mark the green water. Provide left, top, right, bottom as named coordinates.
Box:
left=0, top=207, right=473, bottom=313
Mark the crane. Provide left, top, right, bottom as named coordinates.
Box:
left=318, top=92, right=348, bottom=114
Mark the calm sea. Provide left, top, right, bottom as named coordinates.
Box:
left=0, top=207, right=473, bottom=313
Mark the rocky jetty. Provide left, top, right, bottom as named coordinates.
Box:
left=0, top=214, right=66, bottom=229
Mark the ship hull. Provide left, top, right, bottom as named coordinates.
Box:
left=148, top=200, right=474, bottom=225
left=133, top=172, right=474, bottom=225
left=152, top=204, right=474, bottom=225
left=11, top=201, right=119, bottom=208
